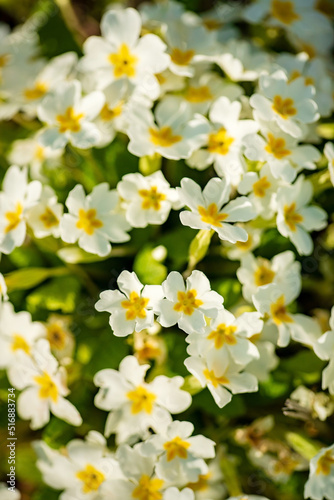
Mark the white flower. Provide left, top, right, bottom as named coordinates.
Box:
left=61, top=183, right=131, bottom=257
left=8, top=339, right=82, bottom=429
left=178, top=177, right=256, bottom=243
left=187, top=97, right=259, bottom=184
left=0, top=483, right=21, bottom=500
left=246, top=340, right=279, bottom=383
left=95, top=270, right=163, bottom=337
left=140, top=420, right=216, bottom=483
left=250, top=70, right=319, bottom=138
left=127, top=96, right=210, bottom=160
left=117, top=171, right=179, bottom=228
left=324, top=142, right=334, bottom=187
left=164, top=488, right=195, bottom=500
left=276, top=175, right=327, bottom=255
left=314, top=307, right=334, bottom=395
left=27, top=186, right=63, bottom=239
left=227, top=496, right=271, bottom=500
left=184, top=456, right=226, bottom=500
left=304, top=444, right=334, bottom=500
left=185, top=350, right=258, bottom=408
left=155, top=270, right=223, bottom=335
left=0, top=272, right=8, bottom=303
left=0, top=165, right=42, bottom=254
left=253, top=282, right=322, bottom=348
left=186, top=309, right=262, bottom=366
left=37, top=80, right=105, bottom=150
left=79, top=7, right=170, bottom=97
left=223, top=225, right=262, bottom=261
left=0, top=302, right=45, bottom=369
left=236, top=250, right=302, bottom=303
left=93, top=355, right=191, bottom=442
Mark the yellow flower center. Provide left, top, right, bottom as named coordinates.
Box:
left=34, top=145, right=45, bottom=161
left=207, top=127, right=235, bottom=155
left=127, top=386, right=157, bottom=414
left=270, top=295, right=293, bottom=325
left=76, top=208, right=103, bottom=235
left=264, top=133, right=291, bottom=159
left=289, top=70, right=314, bottom=87
left=271, top=0, right=300, bottom=24
left=170, top=48, right=195, bottom=66
left=56, top=106, right=84, bottom=133
left=149, top=126, right=182, bottom=147
left=254, top=262, right=276, bottom=286
left=76, top=464, right=105, bottom=493
left=253, top=176, right=272, bottom=198
left=100, top=102, right=123, bottom=121
left=236, top=234, right=252, bottom=251
left=108, top=43, right=138, bottom=78
left=273, top=456, right=299, bottom=475
left=198, top=203, right=228, bottom=227
left=11, top=334, right=30, bottom=355
left=174, top=289, right=203, bottom=316
left=23, top=81, right=48, bottom=100
left=203, top=368, right=229, bottom=388
left=316, top=450, right=334, bottom=475
left=5, top=203, right=23, bottom=234
left=121, top=291, right=149, bottom=321
left=283, top=202, right=303, bottom=231
left=138, top=186, right=167, bottom=211
left=187, top=472, right=211, bottom=491
left=207, top=323, right=237, bottom=349
left=34, top=372, right=58, bottom=402
left=40, top=207, right=59, bottom=229
left=0, top=53, right=10, bottom=68
left=185, top=85, right=213, bottom=103
left=163, top=436, right=190, bottom=461
left=272, top=95, right=297, bottom=119
left=47, top=323, right=67, bottom=350
left=132, top=475, right=164, bottom=500
left=203, top=18, right=223, bottom=30
left=155, top=73, right=166, bottom=85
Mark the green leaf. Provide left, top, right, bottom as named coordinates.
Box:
left=317, top=123, right=334, bottom=139
left=27, top=276, right=81, bottom=313
left=5, top=267, right=69, bottom=292
left=286, top=432, right=322, bottom=460
left=139, top=153, right=162, bottom=175
left=182, top=375, right=204, bottom=395
left=188, top=229, right=214, bottom=268
left=213, top=279, right=241, bottom=309
left=133, top=246, right=167, bottom=284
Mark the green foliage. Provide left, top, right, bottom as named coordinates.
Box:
left=26, top=276, right=81, bottom=313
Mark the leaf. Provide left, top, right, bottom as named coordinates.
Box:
left=188, top=229, right=214, bottom=268
left=286, top=432, right=322, bottom=460
left=139, top=153, right=162, bottom=175
left=317, top=123, right=334, bottom=139
left=27, top=276, right=81, bottom=313
left=213, top=279, right=241, bottom=309
left=133, top=246, right=167, bottom=284
left=5, top=267, right=69, bottom=292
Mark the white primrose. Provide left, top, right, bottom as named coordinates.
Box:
left=117, top=171, right=180, bottom=228
left=37, top=80, right=105, bottom=150
left=178, top=177, right=256, bottom=244
left=164, top=488, right=195, bottom=500
left=314, top=307, right=334, bottom=395
left=324, top=142, right=334, bottom=187
left=250, top=70, right=319, bottom=138
left=185, top=349, right=258, bottom=409
left=8, top=339, right=82, bottom=429
left=155, top=270, right=223, bottom=335
left=276, top=175, right=327, bottom=255
left=27, top=185, right=63, bottom=239
left=95, top=270, right=163, bottom=337
left=140, top=420, right=216, bottom=483
left=184, top=456, right=226, bottom=500
left=0, top=165, right=42, bottom=254
left=223, top=224, right=263, bottom=261
left=304, top=443, right=334, bottom=500
left=94, top=355, right=191, bottom=443
left=61, top=183, right=131, bottom=257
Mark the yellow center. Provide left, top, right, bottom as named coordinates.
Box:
left=132, top=475, right=164, bottom=500
left=185, top=85, right=213, bottom=103
left=11, top=334, right=30, bottom=355
left=271, top=0, right=300, bottom=24
left=108, top=43, right=138, bottom=78
left=198, top=203, right=228, bottom=227
left=187, top=473, right=211, bottom=491
left=265, top=133, right=291, bottom=159
left=149, top=126, right=182, bottom=147
left=289, top=70, right=314, bottom=87
left=316, top=450, right=334, bottom=475
left=34, top=145, right=45, bottom=161
left=207, top=127, right=235, bottom=155
left=207, top=323, right=237, bottom=349
left=100, top=102, right=123, bottom=121
left=272, top=95, right=297, bottom=119
left=5, top=203, right=23, bottom=234
left=76, top=464, right=105, bottom=493
left=170, top=48, right=195, bottom=66
left=56, top=106, right=84, bottom=133
left=76, top=208, right=103, bottom=235
left=34, top=372, right=58, bottom=402
left=127, top=386, right=157, bottom=414
left=40, top=207, right=59, bottom=229
left=121, top=291, right=149, bottom=321
left=138, top=186, right=167, bottom=211
left=24, top=81, right=48, bottom=100
left=236, top=234, right=253, bottom=251
left=47, top=323, right=67, bottom=350
left=0, top=53, right=10, bottom=68
left=254, top=262, right=276, bottom=286
left=270, top=295, right=293, bottom=325
left=203, top=368, right=229, bottom=388
left=163, top=436, right=190, bottom=461
left=174, top=289, right=203, bottom=316
left=203, top=18, right=223, bottom=30
left=155, top=73, right=166, bottom=85
left=283, top=202, right=303, bottom=231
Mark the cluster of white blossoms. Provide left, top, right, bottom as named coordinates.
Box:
left=1, top=1, right=334, bottom=499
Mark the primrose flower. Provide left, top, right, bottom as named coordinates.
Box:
left=164, top=488, right=195, bottom=500
left=95, top=270, right=163, bottom=337
left=324, top=142, right=334, bottom=186
left=94, top=355, right=191, bottom=442
left=61, top=183, right=131, bottom=257
left=37, top=80, right=105, bottom=150
left=314, top=307, right=334, bottom=395
left=178, top=177, right=256, bottom=243
left=27, top=186, right=63, bottom=239
left=304, top=443, right=334, bottom=500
